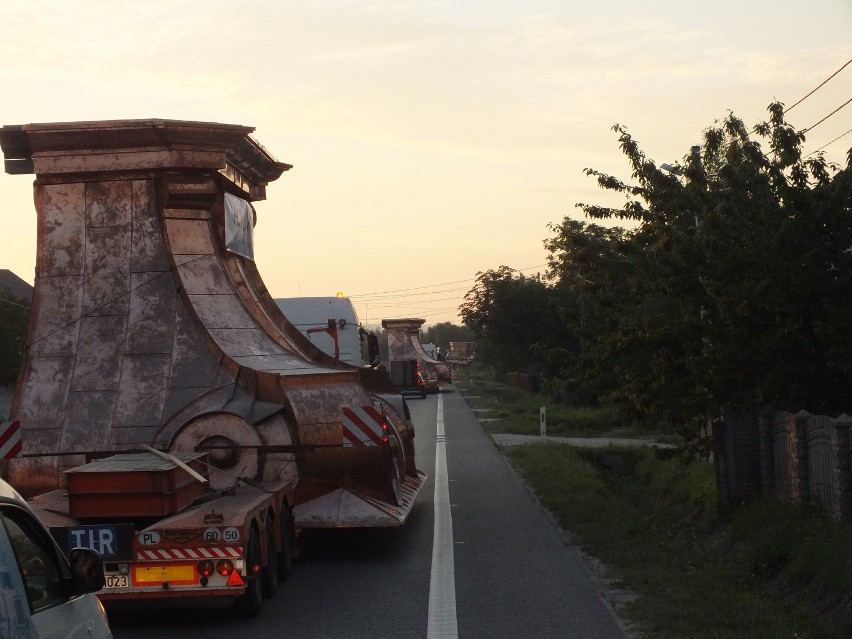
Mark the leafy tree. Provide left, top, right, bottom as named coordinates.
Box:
left=0, top=292, right=30, bottom=386
left=545, top=102, right=852, bottom=438
left=459, top=266, right=576, bottom=374
left=422, top=322, right=473, bottom=355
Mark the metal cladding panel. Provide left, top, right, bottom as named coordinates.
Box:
left=111, top=426, right=168, bottom=447
left=126, top=272, right=177, bottom=354
left=174, top=255, right=231, bottom=295
left=69, top=315, right=126, bottom=392
left=285, top=383, right=372, bottom=431
left=114, top=353, right=171, bottom=427
left=207, top=328, right=289, bottom=358
left=27, top=276, right=83, bottom=357
left=165, top=218, right=215, bottom=256
left=230, top=355, right=336, bottom=376
left=130, top=180, right=169, bottom=273
left=38, top=183, right=85, bottom=277
left=86, top=180, right=132, bottom=227
left=83, top=224, right=131, bottom=317
left=15, top=358, right=74, bottom=424
left=161, top=386, right=230, bottom=428
left=60, top=390, right=117, bottom=452
left=189, top=294, right=256, bottom=329
left=168, top=301, right=223, bottom=389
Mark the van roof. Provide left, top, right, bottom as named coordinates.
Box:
left=0, top=478, right=25, bottom=502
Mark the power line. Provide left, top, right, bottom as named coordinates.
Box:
left=802, top=96, right=852, bottom=133
left=0, top=296, right=31, bottom=310
left=806, top=126, right=852, bottom=157
left=785, top=56, right=852, bottom=113
left=348, top=264, right=548, bottom=299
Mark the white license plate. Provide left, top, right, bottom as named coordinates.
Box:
left=105, top=574, right=129, bottom=589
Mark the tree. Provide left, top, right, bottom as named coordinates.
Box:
left=0, top=292, right=30, bottom=386
left=546, top=102, right=852, bottom=435
left=422, top=322, right=473, bottom=355
left=459, top=266, right=576, bottom=374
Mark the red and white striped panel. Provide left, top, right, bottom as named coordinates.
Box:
left=0, top=421, right=22, bottom=460
left=341, top=405, right=386, bottom=447
left=136, top=546, right=244, bottom=561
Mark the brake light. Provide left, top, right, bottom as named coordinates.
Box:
left=198, top=560, right=215, bottom=578
left=382, top=410, right=389, bottom=444
left=216, top=559, right=234, bottom=576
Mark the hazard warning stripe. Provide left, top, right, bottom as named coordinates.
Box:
left=0, top=421, right=22, bottom=460
left=341, top=406, right=385, bottom=448
left=136, top=547, right=243, bottom=561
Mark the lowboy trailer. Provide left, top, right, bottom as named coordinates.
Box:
left=0, top=119, right=426, bottom=616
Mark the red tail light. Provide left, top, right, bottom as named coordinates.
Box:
left=216, top=559, right=234, bottom=576
left=198, top=560, right=215, bottom=578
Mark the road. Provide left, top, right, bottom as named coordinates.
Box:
left=106, top=387, right=627, bottom=638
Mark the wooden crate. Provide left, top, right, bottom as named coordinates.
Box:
left=65, top=452, right=210, bottom=518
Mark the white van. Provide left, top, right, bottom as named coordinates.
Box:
left=0, top=479, right=112, bottom=639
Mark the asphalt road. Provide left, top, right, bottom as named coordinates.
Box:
left=106, top=387, right=627, bottom=638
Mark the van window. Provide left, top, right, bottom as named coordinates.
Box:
left=1, top=508, right=68, bottom=614
left=0, top=508, right=38, bottom=638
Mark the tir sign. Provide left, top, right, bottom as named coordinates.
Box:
left=68, top=525, right=118, bottom=558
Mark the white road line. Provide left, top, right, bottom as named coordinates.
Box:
left=427, top=393, right=458, bottom=639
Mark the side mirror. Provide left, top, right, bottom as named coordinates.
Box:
left=367, top=334, right=380, bottom=367
left=69, top=547, right=106, bottom=595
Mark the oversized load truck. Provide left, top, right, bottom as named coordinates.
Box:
left=0, top=119, right=425, bottom=615
left=382, top=318, right=452, bottom=384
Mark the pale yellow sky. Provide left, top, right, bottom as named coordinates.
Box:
left=1, top=0, right=850, bottom=325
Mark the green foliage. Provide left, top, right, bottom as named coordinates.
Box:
left=459, top=266, right=577, bottom=374
left=508, top=444, right=837, bottom=637
left=544, top=102, right=852, bottom=435
left=0, top=292, right=30, bottom=385
left=454, top=364, right=659, bottom=438
left=421, top=322, right=472, bottom=353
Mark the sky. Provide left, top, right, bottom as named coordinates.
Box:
left=1, top=1, right=850, bottom=327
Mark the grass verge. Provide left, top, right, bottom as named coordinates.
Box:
left=455, top=367, right=852, bottom=638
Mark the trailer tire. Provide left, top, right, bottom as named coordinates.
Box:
left=388, top=434, right=404, bottom=506
left=234, top=527, right=263, bottom=618
left=277, top=504, right=293, bottom=581
left=263, top=515, right=278, bottom=598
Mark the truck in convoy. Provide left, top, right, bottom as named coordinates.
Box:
left=0, top=119, right=426, bottom=616
left=274, top=296, right=377, bottom=368
left=382, top=318, right=452, bottom=385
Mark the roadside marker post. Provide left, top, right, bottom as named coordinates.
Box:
left=539, top=407, right=546, bottom=439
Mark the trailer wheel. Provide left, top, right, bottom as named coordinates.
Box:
left=277, top=503, right=293, bottom=581
left=263, top=515, right=278, bottom=598
left=234, top=527, right=263, bottom=618
left=388, top=434, right=404, bottom=506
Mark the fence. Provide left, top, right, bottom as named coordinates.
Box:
left=714, top=409, right=852, bottom=520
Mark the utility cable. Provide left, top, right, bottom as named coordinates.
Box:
left=806, top=127, right=852, bottom=157
left=348, top=264, right=548, bottom=299
left=802, top=96, right=852, bottom=133
left=785, top=57, right=852, bottom=113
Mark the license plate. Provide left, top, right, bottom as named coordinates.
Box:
left=105, top=574, right=129, bottom=589
left=133, top=563, right=197, bottom=586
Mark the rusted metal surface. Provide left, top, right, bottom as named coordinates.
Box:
left=1, top=118, right=423, bottom=526
left=382, top=317, right=452, bottom=382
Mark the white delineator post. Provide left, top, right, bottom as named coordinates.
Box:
left=540, top=406, right=546, bottom=438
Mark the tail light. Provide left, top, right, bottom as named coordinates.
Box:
left=216, top=559, right=234, bottom=576
left=198, top=560, right=215, bottom=578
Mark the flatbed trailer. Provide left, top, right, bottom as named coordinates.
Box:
left=29, top=450, right=295, bottom=616
left=0, top=118, right=427, bottom=616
